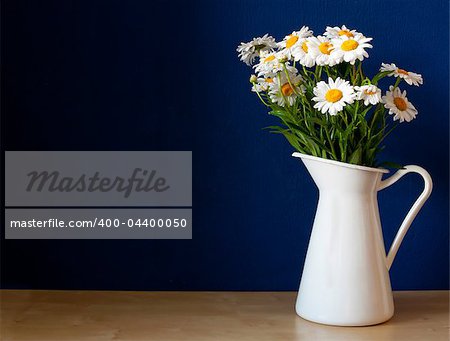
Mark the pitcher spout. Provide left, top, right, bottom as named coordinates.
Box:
left=292, top=152, right=388, bottom=193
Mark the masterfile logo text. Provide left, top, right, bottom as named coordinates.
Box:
left=26, top=168, right=170, bottom=198
left=5, top=151, right=192, bottom=207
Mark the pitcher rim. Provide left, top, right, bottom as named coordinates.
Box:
left=292, top=152, right=389, bottom=174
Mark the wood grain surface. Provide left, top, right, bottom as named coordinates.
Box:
left=1, top=290, right=448, bottom=341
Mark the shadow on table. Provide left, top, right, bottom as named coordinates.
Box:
left=292, top=291, right=449, bottom=341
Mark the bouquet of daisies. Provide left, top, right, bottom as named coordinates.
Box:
left=237, top=25, right=423, bottom=167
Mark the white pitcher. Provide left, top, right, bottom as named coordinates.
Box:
left=292, top=152, right=433, bottom=326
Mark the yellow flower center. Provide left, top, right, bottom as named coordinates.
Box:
left=319, top=42, right=333, bottom=55
left=264, top=55, right=275, bottom=63
left=286, top=35, right=299, bottom=49
left=281, top=83, right=294, bottom=96
left=397, top=68, right=409, bottom=75
left=266, top=78, right=273, bottom=83
left=341, top=39, right=359, bottom=51
left=364, top=90, right=377, bottom=95
left=394, top=97, right=407, bottom=111
left=338, top=30, right=354, bottom=38
left=325, top=89, right=343, bottom=103
left=301, top=41, right=308, bottom=53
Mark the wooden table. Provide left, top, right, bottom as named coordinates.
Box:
left=0, top=290, right=448, bottom=341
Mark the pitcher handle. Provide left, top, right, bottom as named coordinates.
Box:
left=378, top=165, right=433, bottom=270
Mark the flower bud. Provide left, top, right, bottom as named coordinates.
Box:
left=249, top=75, right=258, bottom=83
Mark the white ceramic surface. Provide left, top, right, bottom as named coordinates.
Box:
left=292, top=152, right=433, bottom=326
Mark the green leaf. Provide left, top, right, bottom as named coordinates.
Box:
left=348, top=147, right=362, bottom=165
left=269, top=110, right=286, bottom=118
left=304, top=117, right=328, bottom=127
left=378, top=161, right=404, bottom=169
left=264, top=125, right=287, bottom=132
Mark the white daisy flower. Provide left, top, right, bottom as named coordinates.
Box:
left=312, top=77, right=356, bottom=115
left=355, top=85, right=382, bottom=106
left=382, top=86, right=418, bottom=123
left=278, top=26, right=313, bottom=50
left=380, top=63, right=423, bottom=86
left=277, top=26, right=314, bottom=61
left=331, top=34, right=373, bottom=65
left=269, top=72, right=305, bottom=107
left=308, top=36, right=339, bottom=66
left=290, top=38, right=316, bottom=67
left=236, top=34, right=277, bottom=66
left=251, top=76, right=275, bottom=92
left=253, top=51, right=284, bottom=76
left=324, top=25, right=360, bottom=39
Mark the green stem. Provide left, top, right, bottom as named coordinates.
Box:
left=254, top=88, right=270, bottom=106
left=351, top=64, right=357, bottom=85
left=358, top=61, right=364, bottom=80
left=325, top=128, right=337, bottom=160
left=393, top=77, right=402, bottom=90
left=277, top=73, right=294, bottom=111
left=380, top=122, right=399, bottom=143
left=371, top=71, right=391, bottom=85
left=283, top=63, right=302, bottom=96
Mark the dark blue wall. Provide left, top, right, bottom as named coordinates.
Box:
left=2, top=0, right=448, bottom=290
